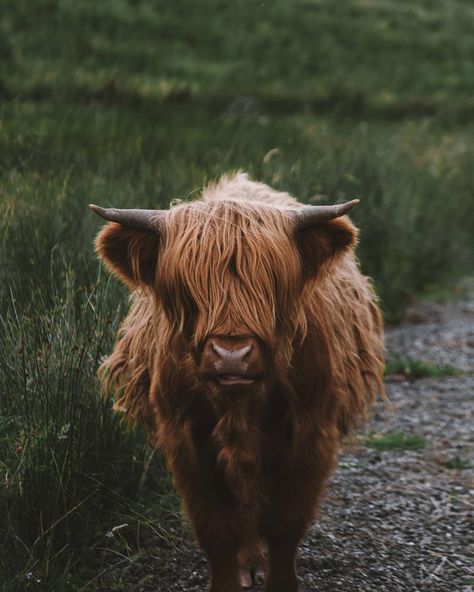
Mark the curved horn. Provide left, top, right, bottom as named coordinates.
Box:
left=295, top=199, right=359, bottom=231
left=88, top=204, right=165, bottom=230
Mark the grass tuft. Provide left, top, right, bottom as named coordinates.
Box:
left=366, top=431, right=428, bottom=451
left=385, top=359, right=463, bottom=380
left=439, top=456, right=473, bottom=470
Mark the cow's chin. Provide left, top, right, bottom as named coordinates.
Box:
left=205, top=379, right=267, bottom=415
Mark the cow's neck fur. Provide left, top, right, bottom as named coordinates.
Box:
left=211, top=393, right=266, bottom=507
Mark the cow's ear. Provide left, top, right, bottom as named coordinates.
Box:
left=296, top=217, right=357, bottom=281
left=95, top=222, right=160, bottom=288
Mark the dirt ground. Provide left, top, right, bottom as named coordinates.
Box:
left=111, top=286, right=473, bottom=592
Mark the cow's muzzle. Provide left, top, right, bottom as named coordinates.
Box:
left=199, top=335, right=265, bottom=387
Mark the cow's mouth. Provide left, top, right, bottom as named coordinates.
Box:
left=216, top=374, right=256, bottom=386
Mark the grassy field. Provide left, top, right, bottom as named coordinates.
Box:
left=2, top=0, right=474, bottom=116
left=1, top=0, right=474, bottom=590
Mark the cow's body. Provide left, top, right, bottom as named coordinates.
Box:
left=93, top=173, right=384, bottom=592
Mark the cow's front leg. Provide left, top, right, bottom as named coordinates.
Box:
left=179, top=494, right=243, bottom=592
left=264, top=451, right=336, bottom=591
left=187, top=504, right=244, bottom=592
left=265, top=536, right=300, bottom=592
left=173, top=469, right=243, bottom=591
left=200, top=541, right=241, bottom=592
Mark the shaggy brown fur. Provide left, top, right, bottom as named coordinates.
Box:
left=95, top=173, right=384, bottom=592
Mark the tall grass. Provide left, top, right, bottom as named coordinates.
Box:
left=4, top=102, right=473, bottom=317
left=0, top=266, right=177, bottom=590
left=0, top=169, right=178, bottom=589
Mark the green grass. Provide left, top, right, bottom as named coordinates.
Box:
left=1, top=0, right=474, bottom=589
left=0, top=270, right=179, bottom=590
left=2, top=101, right=473, bottom=319
left=439, top=456, right=473, bottom=470
left=2, top=0, right=474, bottom=118
left=385, top=358, right=463, bottom=380
left=366, top=431, right=428, bottom=451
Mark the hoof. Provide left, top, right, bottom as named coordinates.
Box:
left=238, top=540, right=267, bottom=588
left=239, top=568, right=253, bottom=589
left=239, top=567, right=266, bottom=588
left=253, top=568, right=266, bottom=586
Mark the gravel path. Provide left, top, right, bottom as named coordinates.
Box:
left=110, top=289, right=473, bottom=592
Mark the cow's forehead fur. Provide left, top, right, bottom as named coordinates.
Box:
left=157, top=196, right=304, bottom=346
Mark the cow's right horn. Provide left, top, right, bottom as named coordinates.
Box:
left=89, top=205, right=165, bottom=230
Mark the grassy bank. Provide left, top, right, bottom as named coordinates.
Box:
left=1, top=0, right=474, bottom=589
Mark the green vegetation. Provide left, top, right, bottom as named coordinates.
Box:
left=2, top=0, right=474, bottom=118
left=0, top=270, right=179, bottom=590
left=366, top=431, right=428, bottom=451
left=439, top=456, right=473, bottom=470
left=1, top=0, right=473, bottom=589
left=385, top=358, right=463, bottom=380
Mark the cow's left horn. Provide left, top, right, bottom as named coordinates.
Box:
left=89, top=205, right=165, bottom=230
left=295, top=200, right=359, bottom=230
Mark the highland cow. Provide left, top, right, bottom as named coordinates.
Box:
left=91, top=173, right=384, bottom=592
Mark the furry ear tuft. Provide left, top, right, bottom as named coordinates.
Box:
left=297, top=217, right=357, bottom=281
left=95, top=222, right=160, bottom=288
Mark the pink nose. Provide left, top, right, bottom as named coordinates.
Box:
left=213, top=342, right=251, bottom=370
left=201, top=336, right=263, bottom=377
